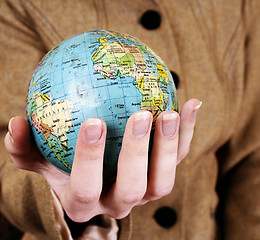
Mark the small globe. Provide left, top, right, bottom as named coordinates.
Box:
left=26, top=30, right=178, bottom=183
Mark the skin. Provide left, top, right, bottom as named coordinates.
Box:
left=5, top=98, right=201, bottom=223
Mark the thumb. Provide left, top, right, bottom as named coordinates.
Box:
left=4, top=116, right=45, bottom=172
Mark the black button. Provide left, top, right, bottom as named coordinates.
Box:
left=140, top=10, right=161, bottom=30
left=170, top=71, right=180, bottom=88
left=153, top=206, right=178, bottom=228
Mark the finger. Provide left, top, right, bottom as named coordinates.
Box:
left=177, top=99, right=202, bottom=164
left=62, top=117, right=106, bottom=222
left=4, top=116, right=44, bottom=172
left=104, top=111, right=152, bottom=217
left=144, top=111, right=180, bottom=201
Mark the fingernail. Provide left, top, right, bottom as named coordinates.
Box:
left=133, top=111, right=151, bottom=138
left=8, top=117, right=15, bottom=142
left=191, top=101, right=202, bottom=120
left=162, top=112, right=178, bottom=137
left=84, top=118, right=103, bottom=144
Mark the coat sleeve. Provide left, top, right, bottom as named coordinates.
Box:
left=218, top=1, right=260, bottom=239
left=0, top=1, right=67, bottom=239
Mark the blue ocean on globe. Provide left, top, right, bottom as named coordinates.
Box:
left=26, top=30, right=178, bottom=183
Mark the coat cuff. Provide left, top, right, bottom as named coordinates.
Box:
left=50, top=190, right=119, bottom=240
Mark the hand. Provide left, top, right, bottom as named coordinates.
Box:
left=5, top=99, right=201, bottom=222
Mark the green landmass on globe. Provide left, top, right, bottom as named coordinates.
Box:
left=26, top=30, right=178, bottom=183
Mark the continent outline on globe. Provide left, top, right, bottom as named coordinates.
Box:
left=26, top=30, right=178, bottom=183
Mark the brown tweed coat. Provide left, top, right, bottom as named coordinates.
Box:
left=0, top=0, right=260, bottom=239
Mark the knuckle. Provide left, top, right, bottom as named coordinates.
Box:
left=84, top=148, right=103, bottom=160
left=160, top=187, right=173, bottom=197
left=134, top=147, right=148, bottom=157
left=72, top=190, right=100, bottom=204
left=121, top=145, right=147, bottom=158
left=121, top=192, right=144, bottom=205
left=178, top=148, right=189, bottom=161
left=148, top=186, right=173, bottom=200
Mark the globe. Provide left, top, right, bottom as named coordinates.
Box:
left=26, top=30, right=178, bottom=183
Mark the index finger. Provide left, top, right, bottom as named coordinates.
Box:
left=62, top=117, right=107, bottom=222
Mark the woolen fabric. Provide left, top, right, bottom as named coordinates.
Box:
left=0, top=0, right=260, bottom=239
